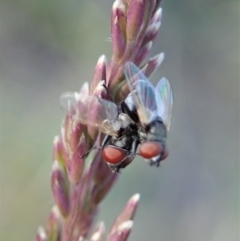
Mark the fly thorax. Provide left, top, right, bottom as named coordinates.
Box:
left=138, top=128, right=147, bottom=139
left=144, top=121, right=167, bottom=143
left=113, top=139, right=125, bottom=149
left=118, top=113, right=131, bottom=129
left=112, top=119, right=121, bottom=132
left=113, top=136, right=130, bottom=149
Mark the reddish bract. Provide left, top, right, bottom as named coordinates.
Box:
left=102, top=146, right=127, bottom=164
left=139, top=141, right=164, bottom=159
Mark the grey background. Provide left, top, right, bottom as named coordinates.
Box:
left=0, top=0, right=239, bottom=240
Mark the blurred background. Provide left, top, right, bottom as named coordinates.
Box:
left=0, top=0, right=239, bottom=240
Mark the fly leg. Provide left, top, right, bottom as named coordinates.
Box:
left=81, top=133, right=111, bottom=158
left=149, top=145, right=165, bottom=167
left=102, top=83, right=114, bottom=102
left=101, top=134, right=111, bottom=147
left=129, top=137, right=139, bottom=157
left=81, top=146, right=102, bottom=158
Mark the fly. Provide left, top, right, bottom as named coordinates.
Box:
left=123, top=61, right=173, bottom=166
left=60, top=81, right=139, bottom=172
left=60, top=61, right=173, bottom=172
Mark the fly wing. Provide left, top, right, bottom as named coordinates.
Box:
left=155, top=77, right=173, bottom=131
left=59, top=92, right=79, bottom=116
left=124, top=62, right=158, bottom=125
left=60, top=92, right=118, bottom=136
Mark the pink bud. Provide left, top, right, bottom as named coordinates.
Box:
left=134, top=41, right=152, bottom=66
left=142, top=52, right=164, bottom=78
left=67, top=135, right=86, bottom=185
left=36, top=227, right=48, bottom=241
left=108, top=194, right=140, bottom=237
left=112, top=0, right=126, bottom=31
left=149, top=7, right=162, bottom=25
left=87, top=80, right=111, bottom=141
left=121, top=193, right=140, bottom=220
left=112, top=1, right=127, bottom=61
left=92, top=80, right=110, bottom=100
left=70, top=123, right=84, bottom=153
left=91, top=173, right=118, bottom=205
left=53, top=136, right=67, bottom=166
left=51, top=161, right=70, bottom=218
left=46, top=206, right=61, bottom=241
left=78, top=206, right=100, bottom=239
left=152, top=0, right=162, bottom=16
left=112, top=15, right=126, bottom=62
left=141, top=21, right=161, bottom=47
left=108, top=221, right=133, bottom=241
left=90, top=222, right=105, bottom=241
left=126, top=0, right=145, bottom=42
left=91, top=55, right=107, bottom=95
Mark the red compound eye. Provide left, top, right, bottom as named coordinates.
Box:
left=102, top=146, right=127, bottom=164
left=140, top=141, right=163, bottom=159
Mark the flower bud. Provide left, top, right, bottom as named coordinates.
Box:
left=36, top=227, right=48, bottom=241
left=108, top=220, right=133, bottom=241
left=134, top=41, right=152, bottom=66
left=120, top=193, right=140, bottom=221
left=87, top=80, right=111, bottom=141
left=149, top=7, right=162, bottom=25
left=91, top=55, right=107, bottom=95
left=91, top=173, right=118, bottom=205
left=53, top=136, right=66, bottom=166
left=142, top=52, right=164, bottom=78
left=46, top=206, right=61, bottom=241
left=112, top=1, right=127, bottom=61
left=109, top=193, right=140, bottom=237
left=141, top=21, right=161, bottom=47
left=152, top=0, right=162, bottom=15
left=126, top=0, right=145, bottom=42
left=112, top=0, right=127, bottom=33
left=69, top=122, right=85, bottom=155
left=90, top=222, right=105, bottom=241
left=67, top=135, right=86, bottom=185
left=51, top=161, right=70, bottom=218
left=112, top=16, right=126, bottom=62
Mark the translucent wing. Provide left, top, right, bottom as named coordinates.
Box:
left=59, top=92, right=79, bottom=115
left=155, top=77, right=173, bottom=131
left=124, top=62, right=158, bottom=125
left=60, top=82, right=89, bottom=115
left=60, top=92, right=119, bottom=136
